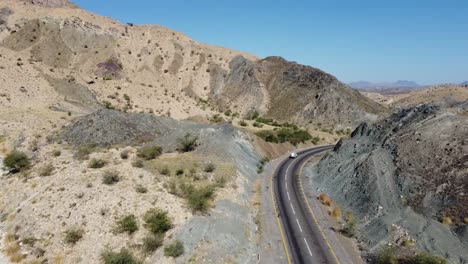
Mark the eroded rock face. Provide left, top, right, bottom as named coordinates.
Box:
left=308, top=104, right=468, bottom=263
left=20, top=0, right=77, bottom=8
left=210, top=55, right=385, bottom=127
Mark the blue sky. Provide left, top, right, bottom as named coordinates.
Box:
left=73, top=0, right=467, bottom=85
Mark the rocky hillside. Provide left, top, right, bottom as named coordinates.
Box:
left=0, top=0, right=383, bottom=129
left=210, top=56, right=385, bottom=127
left=391, top=84, right=468, bottom=108
left=306, top=104, right=468, bottom=263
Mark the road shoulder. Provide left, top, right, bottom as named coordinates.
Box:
left=302, top=154, right=364, bottom=264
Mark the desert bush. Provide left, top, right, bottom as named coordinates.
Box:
left=209, top=114, right=224, bottom=123
left=52, top=149, right=61, bottom=157
left=441, top=216, right=452, bottom=225
left=330, top=206, right=342, bottom=219
left=410, top=252, right=447, bottom=264
left=160, top=166, right=170, bottom=176
left=204, top=163, right=216, bottom=173
left=88, top=158, right=107, bottom=169
left=164, top=240, right=184, bottom=257
left=64, top=228, right=84, bottom=245
left=255, top=117, right=274, bottom=125
left=177, top=133, right=198, bottom=152
left=319, top=193, right=333, bottom=206
left=135, top=184, right=148, bottom=193
left=39, top=163, right=54, bottom=176
left=255, top=130, right=279, bottom=143
left=238, top=120, right=248, bottom=127
left=102, top=171, right=120, bottom=185
left=115, top=215, right=138, bottom=234
left=376, top=246, right=397, bottom=264
left=102, top=100, right=115, bottom=109
left=187, top=185, right=215, bottom=212
left=143, top=208, right=172, bottom=235
left=120, top=149, right=129, bottom=159
left=176, top=169, right=184, bottom=176
left=276, top=128, right=312, bottom=145
left=137, top=145, right=162, bottom=160
left=74, top=144, right=96, bottom=160
left=101, top=248, right=142, bottom=264
left=340, top=212, right=356, bottom=238
left=142, top=234, right=163, bottom=253
left=214, top=175, right=227, bottom=187
left=253, top=122, right=263, bottom=128
left=132, top=159, right=144, bottom=168
left=4, top=150, right=30, bottom=172
left=311, top=136, right=321, bottom=145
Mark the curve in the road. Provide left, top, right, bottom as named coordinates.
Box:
left=271, top=146, right=339, bottom=264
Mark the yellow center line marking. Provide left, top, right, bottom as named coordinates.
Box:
left=298, top=153, right=342, bottom=264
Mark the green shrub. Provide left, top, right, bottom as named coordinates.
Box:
left=410, top=252, right=447, bottom=264
left=142, top=234, right=163, bottom=253
left=209, top=114, right=224, bottom=123
left=253, top=122, right=263, bottom=128
left=340, top=213, right=356, bottom=238
left=101, top=248, right=142, bottom=264
left=115, top=215, right=138, bottom=234
left=204, top=163, right=216, bottom=173
left=255, top=117, right=274, bottom=125
left=88, top=158, right=107, bottom=169
left=160, top=166, right=170, bottom=176
left=39, top=163, right=54, bottom=176
left=376, top=246, right=397, bottom=264
left=143, top=208, right=172, bottom=235
left=137, top=145, right=162, bottom=160
left=238, top=120, right=248, bottom=127
left=4, top=150, right=30, bottom=172
left=247, top=110, right=259, bottom=120
left=132, top=159, right=144, bottom=168
left=311, top=136, right=321, bottom=145
left=177, top=133, right=198, bottom=152
left=135, top=184, right=148, bottom=193
left=255, top=130, right=279, bottom=143
left=176, top=169, right=184, bottom=176
left=164, top=240, right=184, bottom=257
left=276, top=128, right=312, bottom=145
left=187, top=185, right=215, bottom=212
left=102, top=171, right=120, bottom=185
left=64, top=228, right=84, bottom=245
left=102, top=100, right=115, bottom=109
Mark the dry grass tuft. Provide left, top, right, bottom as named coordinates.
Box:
left=330, top=206, right=342, bottom=219
left=319, top=193, right=333, bottom=207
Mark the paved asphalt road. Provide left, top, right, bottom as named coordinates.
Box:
left=272, top=145, right=339, bottom=264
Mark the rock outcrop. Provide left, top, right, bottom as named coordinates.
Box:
left=307, top=104, right=468, bottom=263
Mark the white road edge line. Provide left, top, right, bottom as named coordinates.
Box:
left=285, top=182, right=288, bottom=189
left=287, top=191, right=291, bottom=201
left=296, top=219, right=303, bottom=232
left=290, top=203, right=296, bottom=215
left=304, top=238, right=313, bottom=256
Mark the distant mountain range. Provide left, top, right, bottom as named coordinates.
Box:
left=461, top=81, right=468, bottom=85
left=348, top=80, right=421, bottom=90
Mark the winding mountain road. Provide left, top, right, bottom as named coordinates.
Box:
left=271, top=145, right=347, bottom=264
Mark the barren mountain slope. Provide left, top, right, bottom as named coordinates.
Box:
left=392, top=84, right=468, bottom=108
left=0, top=0, right=384, bottom=130
left=306, top=104, right=468, bottom=263
left=210, top=56, right=385, bottom=127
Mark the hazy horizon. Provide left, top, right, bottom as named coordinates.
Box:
left=73, top=0, right=468, bottom=85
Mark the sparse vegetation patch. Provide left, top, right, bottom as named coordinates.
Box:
left=4, top=150, right=30, bottom=173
